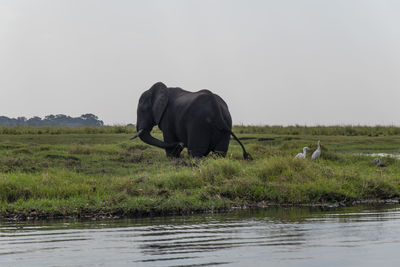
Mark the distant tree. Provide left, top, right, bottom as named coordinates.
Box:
left=16, top=117, right=27, bottom=125
left=0, top=114, right=105, bottom=126
left=81, top=113, right=98, bottom=120
left=44, top=114, right=56, bottom=121
left=0, top=116, right=13, bottom=126
left=54, top=114, right=71, bottom=126
left=80, top=113, right=104, bottom=126
left=27, top=116, right=43, bottom=126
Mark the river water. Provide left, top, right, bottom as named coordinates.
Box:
left=1, top=205, right=400, bottom=267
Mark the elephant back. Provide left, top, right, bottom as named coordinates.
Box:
left=195, top=90, right=232, bottom=132
left=212, top=93, right=232, bottom=132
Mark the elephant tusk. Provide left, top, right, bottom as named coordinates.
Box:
left=130, top=129, right=143, bottom=140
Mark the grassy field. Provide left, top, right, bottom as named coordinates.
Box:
left=0, top=125, right=400, bottom=220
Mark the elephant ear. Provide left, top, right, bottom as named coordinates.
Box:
left=151, top=82, right=169, bottom=125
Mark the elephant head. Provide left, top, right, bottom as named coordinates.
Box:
left=130, top=82, right=178, bottom=149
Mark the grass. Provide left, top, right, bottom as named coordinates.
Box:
left=0, top=125, right=400, bottom=220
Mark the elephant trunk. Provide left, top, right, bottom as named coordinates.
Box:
left=137, top=129, right=178, bottom=149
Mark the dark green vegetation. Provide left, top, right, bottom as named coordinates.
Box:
left=1, top=125, right=400, bottom=220
left=0, top=114, right=104, bottom=126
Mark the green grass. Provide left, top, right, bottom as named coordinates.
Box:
left=0, top=126, right=400, bottom=220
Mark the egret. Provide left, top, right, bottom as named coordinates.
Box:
left=311, top=140, right=321, bottom=160
left=295, top=147, right=309, bottom=159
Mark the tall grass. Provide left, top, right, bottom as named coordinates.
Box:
left=1, top=125, right=400, bottom=136
left=233, top=125, right=400, bottom=136
left=0, top=126, right=400, bottom=219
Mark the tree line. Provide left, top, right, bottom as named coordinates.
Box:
left=0, top=114, right=104, bottom=126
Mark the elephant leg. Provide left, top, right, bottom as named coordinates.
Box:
left=187, top=126, right=211, bottom=158
left=165, top=144, right=183, bottom=158
left=163, top=133, right=182, bottom=158
left=212, top=131, right=230, bottom=157
left=188, top=147, right=210, bottom=158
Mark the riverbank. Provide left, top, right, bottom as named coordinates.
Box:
left=1, top=126, right=400, bottom=221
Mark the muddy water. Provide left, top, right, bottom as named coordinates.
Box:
left=1, top=205, right=400, bottom=267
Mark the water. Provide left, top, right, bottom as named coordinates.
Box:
left=361, top=152, right=400, bottom=159
left=1, top=205, right=400, bottom=267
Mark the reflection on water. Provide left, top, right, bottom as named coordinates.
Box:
left=1, top=205, right=400, bottom=267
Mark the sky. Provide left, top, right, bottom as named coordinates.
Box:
left=1, top=0, right=400, bottom=126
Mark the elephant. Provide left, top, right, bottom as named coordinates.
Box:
left=130, top=82, right=252, bottom=160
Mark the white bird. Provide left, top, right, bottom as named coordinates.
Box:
left=295, top=147, right=309, bottom=159
left=311, top=140, right=321, bottom=160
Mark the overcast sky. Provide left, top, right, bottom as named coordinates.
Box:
left=1, top=0, right=400, bottom=125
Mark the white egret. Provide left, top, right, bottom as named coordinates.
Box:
left=311, top=140, right=321, bottom=160
left=295, top=147, right=309, bottom=159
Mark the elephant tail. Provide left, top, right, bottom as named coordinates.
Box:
left=231, top=132, right=253, bottom=160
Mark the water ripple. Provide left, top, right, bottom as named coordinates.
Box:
left=1, top=205, right=400, bottom=266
